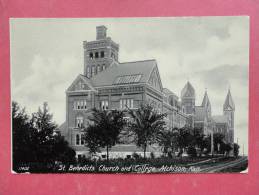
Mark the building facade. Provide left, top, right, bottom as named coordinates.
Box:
left=59, top=26, right=235, bottom=158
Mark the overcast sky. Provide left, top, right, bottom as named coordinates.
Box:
left=10, top=17, right=249, bottom=154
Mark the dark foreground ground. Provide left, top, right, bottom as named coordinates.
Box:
left=13, top=156, right=248, bottom=174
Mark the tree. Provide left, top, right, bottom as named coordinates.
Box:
left=128, top=104, right=167, bottom=159
left=159, top=129, right=179, bottom=157
left=233, top=143, right=240, bottom=158
left=84, top=108, right=126, bottom=161
left=12, top=101, right=36, bottom=169
left=221, top=143, right=233, bottom=156
left=203, top=133, right=225, bottom=155
left=192, top=128, right=206, bottom=156
left=176, top=127, right=195, bottom=157
left=12, top=101, right=76, bottom=172
left=30, top=102, right=59, bottom=164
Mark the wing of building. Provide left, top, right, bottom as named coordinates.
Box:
left=58, top=26, right=235, bottom=159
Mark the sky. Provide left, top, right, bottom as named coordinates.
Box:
left=10, top=17, right=249, bottom=154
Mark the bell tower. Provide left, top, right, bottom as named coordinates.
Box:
left=181, top=81, right=195, bottom=115
left=83, top=25, right=119, bottom=78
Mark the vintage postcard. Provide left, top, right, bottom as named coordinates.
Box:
left=10, top=17, right=248, bottom=174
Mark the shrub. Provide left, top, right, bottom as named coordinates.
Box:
left=132, top=152, right=141, bottom=159
left=187, top=146, right=197, bottom=157
left=150, top=152, right=155, bottom=159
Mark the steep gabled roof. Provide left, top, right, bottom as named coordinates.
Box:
left=201, top=91, right=211, bottom=108
left=181, top=81, right=195, bottom=98
left=90, top=59, right=157, bottom=87
left=66, top=74, right=96, bottom=92
left=224, top=89, right=235, bottom=110
left=163, top=88, right=178, bottom=97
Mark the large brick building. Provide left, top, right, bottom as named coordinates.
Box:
left=59, top=26, right=235, bottom=159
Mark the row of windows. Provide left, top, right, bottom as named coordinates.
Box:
left=89, top=51, right=105, bottom=59
left=120, top=99, right=134, bottom=109
left=73, top=99, right=134, bottom=113
left=75, top=133, right=85, bottom=146
left=87, top=64, right=106, bottom=77
left=89, top=51, right=116, bottom=60
left=74, top=100, right=87, bottom=110
left=100, top=100, right=109, bottom=110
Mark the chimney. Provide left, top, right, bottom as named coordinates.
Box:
left=96, top=25, right=107, bottom=40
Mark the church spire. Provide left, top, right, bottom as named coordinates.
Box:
left=223, top=89, right=235, bottom=111
left=201, top=90, right=211, bottom=108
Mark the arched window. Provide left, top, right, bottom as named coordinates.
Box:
left=76, top=116, right=84, bottom=128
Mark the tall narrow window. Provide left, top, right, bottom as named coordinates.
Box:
left=101, top=51, right=105, bottom=58
left=95, top=52, right=99, bottom=58
left=120, top=99, right=134, bottom=109
left=101, top=100, right=109, bottom=110
left=91, top=66, right=96, bottom=75
left=102, top=64, right=106, bottom=70
left=76, top=116, right=84, bottom=128
left=120, top=99, right=123, bottom=109
left=80, top=101, right=84, bottom=109
left=84, top=100, right=87, bottom=109
left=76, top=134, right=80, bottom=145
left=87, top=67, right=91, bottom=77
left=89, top=52, right=93, bottom=59
left=80, top=134, right=84, bottom=145
left=97, top=65, right=101, bottom=73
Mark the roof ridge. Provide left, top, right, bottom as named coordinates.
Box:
left=119, top=59, right=156, bottom=65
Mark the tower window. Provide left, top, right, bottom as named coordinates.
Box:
left=91, top=66, right=96, bottom=75
left=75, top=133, right=84, bottom=146
left=89, top=52, right=93, bottom=59
left=76, top=116, right=84, bottom=128
left=101, top=51, right=105, bottom=58
left=95, top=52, right=99, bottom=58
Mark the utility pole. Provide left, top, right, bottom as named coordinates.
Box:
left=211, top=131, right=214, bottom=156
left=243, top=143, right=244, bottom=157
